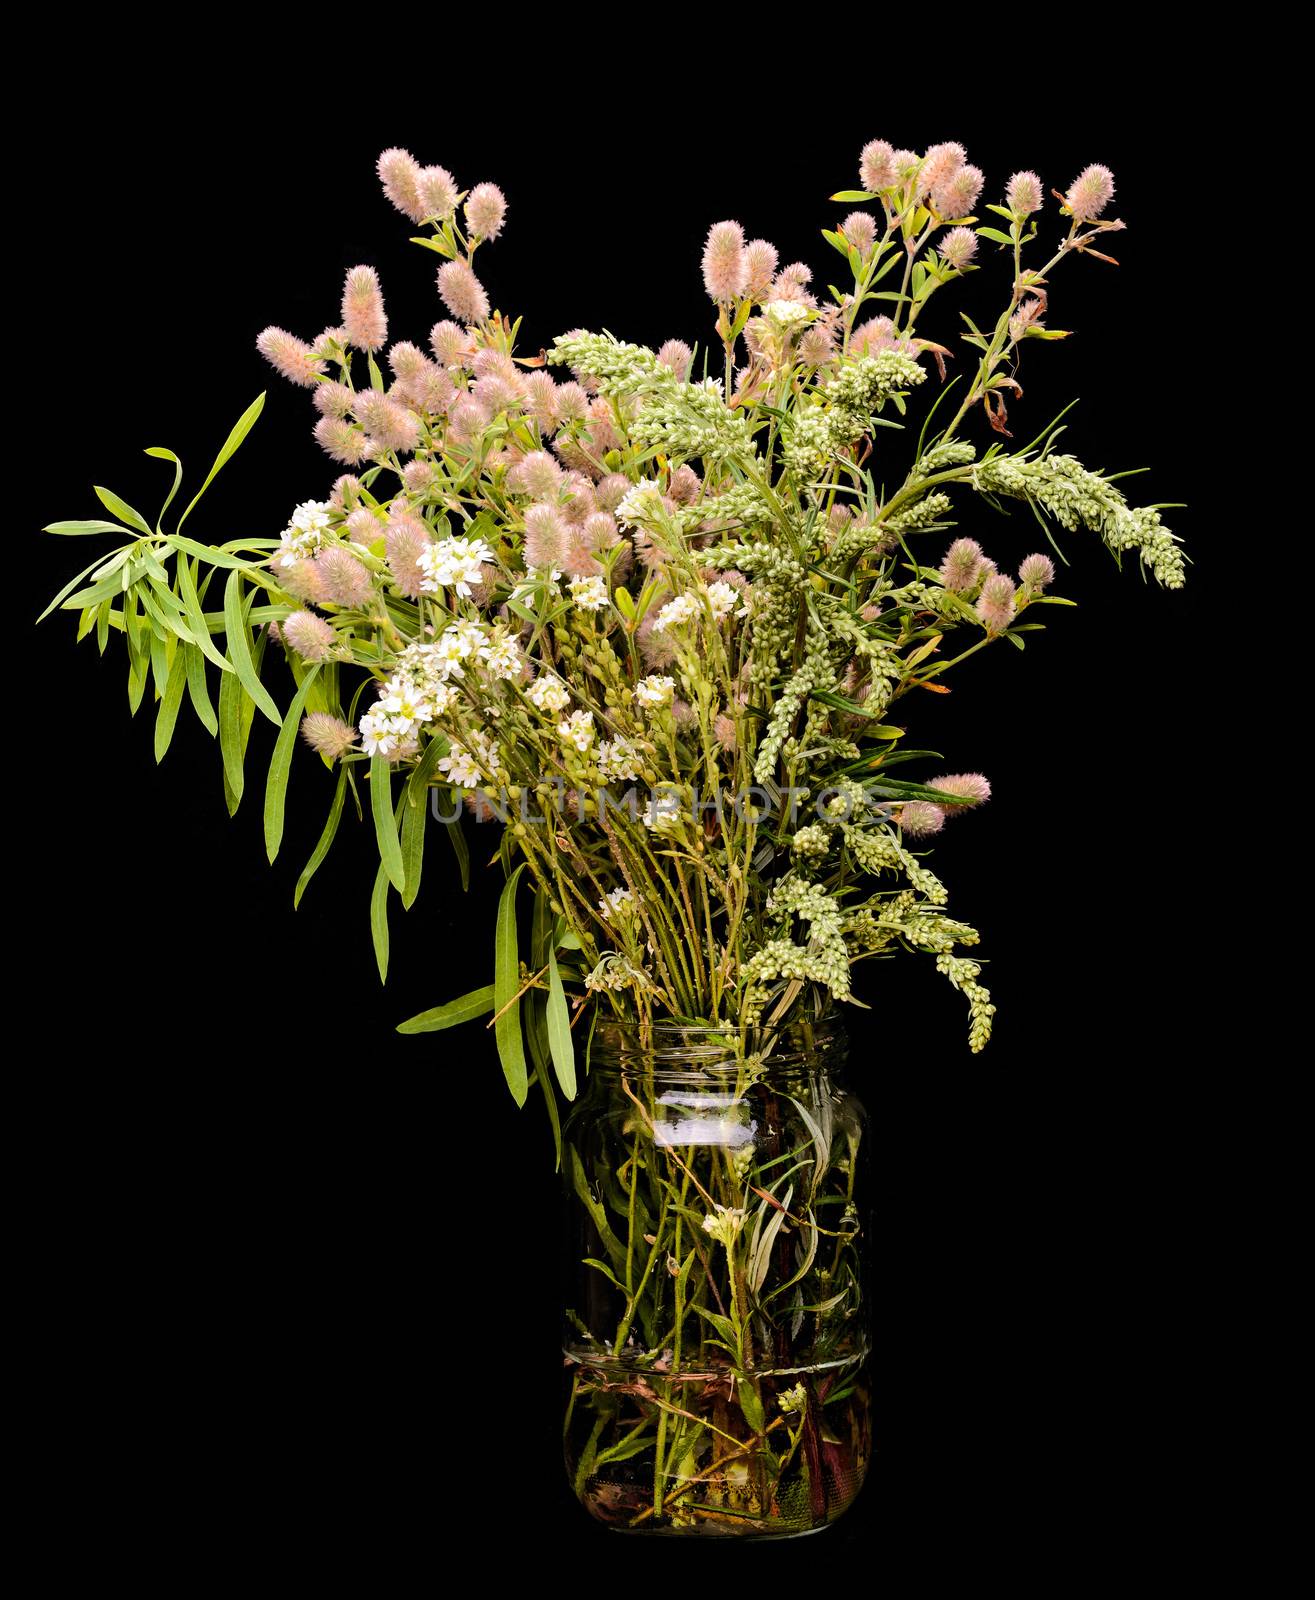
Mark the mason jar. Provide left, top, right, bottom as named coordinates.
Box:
left=561, top=1016, right=870, bottom=1536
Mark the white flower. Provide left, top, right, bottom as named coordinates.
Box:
left=634, top=674, right=675, bottom=709
left=379, top=675, right=434, bottom=730
left=437, top=742, right=482, bottom=788
left=568, top=575, right=609, bottom=612
left=482, top=633, right=523, bottom=682
left=526, top=674, right=571, bottom=714
left=705, top=581, right=744, bottom=620
left=598, top=737, right=642, bottom=783
left=427, top=681, right=459, bottom=716
left=643, top=789, right=682, bottom=832
left=615, top=479, right=664, bottom=529
left=763, top=300, right=812, bottom=331
left=433, top=622, right=484, bottom=678
left=359, top=707, right=403, bottom=757
left=652, top=594, right=699, bottom=633
left=702, top=1204, right=748, bottom=1247
left=277, top=500, right=334, bottom=567
left=557, top=710, right=596, bottom=753
left=598, top=887, right=635, bottom=921
left=417, top=535, right=493, bottom=597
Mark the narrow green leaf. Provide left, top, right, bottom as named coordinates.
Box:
left=153, top=646, right=188, bottom=762
left=37, top=549, right=130, bottom=623
left=494, top=864, right=528, bottom=1107
left=396, top=985, right=496, bottom=1034
left=370, top=756, right=406, bottom=892
left=43, top=519, right=131, bottom=537
left=144, top=446, right=184, bottom=532
left=183, top=643, right=218, bottom=736
left=546, top=948, right=577, bottom=1101
left=177, top=393, right=266, bottom=531
left=263, top=666, right=319, bottom=862
left=445, top=805, right=470, bottom=891
left=370, top=862, right=390, bottom=983
left=174, top=554, right=232, bottom=671
left=93, top=486, right=153, bottom=537
left=294, top=764, right=347, bottom=909
left=222, top=568, right=280, bottom=725
left=400, top=777, right=426, bottom=910
left=165, top=534, right=266, bottom=572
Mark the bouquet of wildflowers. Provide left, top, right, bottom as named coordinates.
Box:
left=41, top=139, right=1183, bottom=1531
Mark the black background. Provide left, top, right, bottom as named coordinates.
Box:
left=19, top=62, right=1237, bottom=1578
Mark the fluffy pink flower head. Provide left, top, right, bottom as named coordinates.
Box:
left=930, top=772, right=991, bottom=807
left=401, top=459, right=435, bottom=493
left=553, top=380, right=589, bottom=423
left=514, top=449, right=564, bottom=500
left=283, top=610, right=336, bottom=663
left=301, top=712, right=357, bottom=761
left=841, top=211, right=878, bottom=255
left=702, top=220, right=747, bottom=304
left=384, top=510, right=431, bottom=598
left=668, top=464, right=702, bottom=505
left=583, top=511, right=620, bottom=551
left=437, top=260, right=490, bottom=325
left=341, top=266, right=387, bottom=352
left=256, top=326, right=325, bottom=388
left=976, top=572, right=1017, bottom=634
left=315, top=547, right=373, bottom=608
left=313, top=416, right=368, bottom=466
left=940, top=226, right=978, bottom=270
left=429, top=320, right=471, bottom=367
left=860, top=139, right=896, bottom=192
left=900, top=801, right=945, bottom=838
left=560, top=528, right=603, bottom=578
left=448, top=394, right=489, bottom=445
left=774, top=261, right=813, bottom=292
left=919, top=142, right=967, bottom=198
left=523, top=503, right=568, bottom=570
left=559, top=473, right=597, bottom=525
left=1018, top=552, right=1056, bottom=590
left=657, top=339, right=694, bottom=378
left=345, top=507, right=380, bottom=542
left=329, top=474, right=363, bottom=510
left=1006, top=170, right=1043, bottom=216
left=799, top=326, right=836, bottom=367
left=714, top=712, right=738, bottom=752
left=742, top=239, right=779, bottom=299
left=940, top=537, right=987, bottom=593
left=313, top=380, right=355, bottom=420
left=850, top=315, right=897, bottom=358
left=933, top=164, right=984, bottom=219
left=417, top=164, right=459, bottom=220
left=595, top=473, right=630, bottom=513
left=280, top=558, right=328, bottom=604
left=1066, top=163, right=1115, bottom=222
left=464, top=182, right=506, bottom=241
left=524, top=371, right=559, bottom=427
left=352, top=391, right=420, bottom=454
left=389, top=342, right=429, bottom=382
left=377, top=148, right=425, bottom=224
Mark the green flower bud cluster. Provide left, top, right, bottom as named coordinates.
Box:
left=975, top=451, right=1185, bottom=588
left=742, top=874, right=852, bottom=1015
left=935, top=953, right=995, bottom=1053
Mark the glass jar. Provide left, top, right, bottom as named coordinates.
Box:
left=561, top=1016, right=869, bottom=1536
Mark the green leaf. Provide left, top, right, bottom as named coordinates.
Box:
left=400, top=776, right=426, bottom=910
left=93, top=486, right=153, bottom=537
left=829, top=188, right=876, bottom=202
left=222, top=568, right=280, bottom=725
left=43, top=519, right=131, bottom=537
left=582, top=1257, right=627, bottom=1293
left=370, top=755, right=406, bottom=892
left=294, top=764, right=347, bottom=909
left=217, top=631, right=265, bottom=816
left=144, top=446, right=184, bottom=532
left=736, top=1377, right=766, bottom=1435
left=263, top=665, right=319, bottom=862
left=494, top=864, right=528, bottom=1107
left=153, top=646, right=188, bottom=762
left=976, top=226, right=1016, bottom=247
left=370, top=862, right=390, bottom=984
left=445, top=804, right=470, bottom=891
left=183, top=643, right=218, bottom=736
left=396, top=985, right=496, bottom=1034
left=546, top=948, right=577, bottom=1101
left=176, top=393, right=266, bottom=532
left=165, top=534, right=266, bottom=572
left=692, top=1306, right=739, bottom=1348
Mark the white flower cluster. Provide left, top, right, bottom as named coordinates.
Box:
left=702, top=1204, right=748, bottom=1247
left=653, top=584, right=745, bottom=634
left=598, top=737, right=642, bottom=783
left=634, top=674, right=675, bottom=709
left=526, top=673, right=571, bottom=713
left=558, top=710, right=596, bottom=752
left=360, top=672, right=442, bottom=758
left=417, top=535, right=493, bottom=597
left=568, top=575, right=609, bottom=612
left=277, top=500, right=333, bottom=567
left=615, top=479, right=665, bottom=528
left=438, top=730, right=502, bottom=790
left=598, top=887, right=635, bottom=921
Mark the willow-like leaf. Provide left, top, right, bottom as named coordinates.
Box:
left=396, top=985, right=496, bottom=1034
left=263, top=665, right=320, bottom=862
left=494, top=863, right=528, bottom=1106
